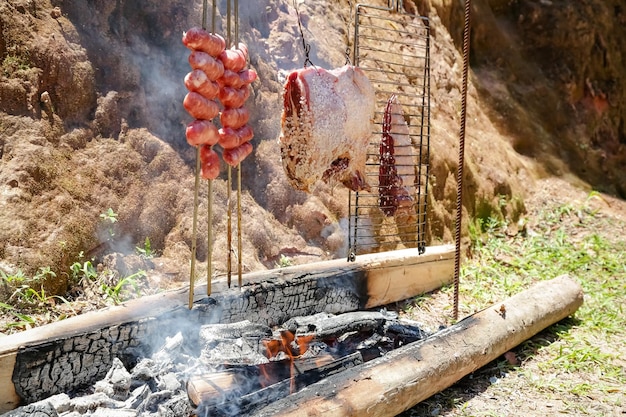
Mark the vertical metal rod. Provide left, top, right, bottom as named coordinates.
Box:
left=454, top=0, right=472, bottom=321
left=189, top=150, right=201, bottom=309
left=420, top=20, right=431, bottom=255
left=189, top=0, right=211, bottom=309
left=225, top=1, right=233, bottom=289
left=234, top=0, right=242, bottom=288
left=227, top=166, right=232, bottom=288
left=237, top=166, right=242, bottom=287
left=207, top=181, right=212, bottom=296
left=207, top=0, right=217, bottom=297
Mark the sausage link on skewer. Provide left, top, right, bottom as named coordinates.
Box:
left=223, top=142, right=253, bottom=166
left=218, top=125, right=254, bottom=149
left=186, top=119, right=220, bottom=146
left=182, top=28, right=226, bottom=57
left=188, top=51, right=225, bottom=80
left=184, top=69, right=220, bottom=98
left=200, top=145, right=221, bottom=179
left=220, top=107, right=250, bottom=130
left=183, top=92, right=220, bottom=120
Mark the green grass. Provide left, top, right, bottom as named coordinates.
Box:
left=405, top=195, right=626, bottom=414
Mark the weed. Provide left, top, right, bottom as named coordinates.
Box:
left=100, top=270, right=146, bottom=304
left=70, top=257, right=98, bottom=284
left=1, top=54, right=31, bottom=77
left=274, top=254, right=293, bottom=268
left=136, top=237, right=155, bottom=258
left=100, top=208, right=118, bottom=239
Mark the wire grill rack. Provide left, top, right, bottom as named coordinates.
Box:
left=347, top=1, right=430, bottom=260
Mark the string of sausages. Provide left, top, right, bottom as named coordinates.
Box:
left=182, top=27, right=257, bottom=179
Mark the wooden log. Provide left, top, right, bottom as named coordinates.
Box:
left=0, top=245, right=454, bottom=413
left=251, top=274, right=584, bottom=417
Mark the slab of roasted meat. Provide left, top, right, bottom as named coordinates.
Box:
left=279, top=65, right=375, bottom=192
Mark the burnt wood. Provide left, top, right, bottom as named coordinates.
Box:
left=0, top=245, right=454, bottom=412
left=250, top=275, right=584, bottom=417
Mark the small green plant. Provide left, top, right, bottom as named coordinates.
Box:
left=100, top=208, right=118, bottom=223
left=70, top=253, right=98, bottom=284
left=1, top=267, right=65, bottom=314
left=274, top=254, right=293, bottom=268
left=1, top=54, right=31, bottom=77
left=100, top=270, right=146, bottom=304
left=136, top=237, right=155, bottom=258
left=100, top=208, right=118, bottom=239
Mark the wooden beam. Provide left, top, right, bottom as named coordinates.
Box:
left=0, top=245, right=454, bottom=412
left=251, top=275, right=584, bottom=417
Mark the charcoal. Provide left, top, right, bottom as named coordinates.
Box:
left=124, top=384, right=151, bottom=409
left=287, top=311, right=388, bottom=340
left=46, top=393, right=71, bottom=414
left=90, top=407, right=138, bottom=417
left=156, top=393, right=192, bottom=417
left=94, top=358, right=131, bottom=400
left=199, top=338, right=269, bottom=366
left=71, top=392, right=126, bottom=414
left=1, top=401, right=58, bottom=417
left=199, top=321, right=272, bottom=366
left=131, top=358, right=158, bottom=382
left=143, top=390, right=173, bottom=413
left=199, top=321, right=272, bottom=341
left=156, top=373, right=181, bottom=392
left=152, top=332, right=185, bottom=367
left=282, top=312, right=333, bottom=333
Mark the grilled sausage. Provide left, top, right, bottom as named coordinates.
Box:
left=184, top=69, right=220, bottom=99
left=182, top=27, right=226, bottom=57
left=183, top=92, right=220, bottom=120
left=223, top=142, right=253, bottom=166
left=188, top=51, right=225, bottom=81
left=186, top=120, right=220, bottom=146
left=220, top=107, right=250, bottom=130
left=200, top=145, right=221, bottom=179
left=218, top=125, right=254, bottom=149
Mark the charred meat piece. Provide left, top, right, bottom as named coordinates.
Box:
left=379, top=95, right=415, bottom=216
left=280, top=65, right=375, bottom=192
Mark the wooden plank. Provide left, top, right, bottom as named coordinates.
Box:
left=0, top=352, right=19, bottom=411
left=363, top=246, right=454, bottom=308
left=0, top=245, right=453, bottom=412
left=251, top=275, right=584, bottom=417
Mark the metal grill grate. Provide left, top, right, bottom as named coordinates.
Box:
left=347, top=1, right=431, bottom=260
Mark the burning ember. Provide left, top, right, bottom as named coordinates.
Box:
left=8, top=311, right=429, bottom=416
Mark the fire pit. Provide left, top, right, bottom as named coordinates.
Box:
left=1, top=272, right=583, bottom=417
left=0, top=246, right=455, bottom=414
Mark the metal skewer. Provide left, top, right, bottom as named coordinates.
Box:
left=234, top=0, right=243, bottom=288
left=190, top=0, right=218, bottom=308
left=224, top=0, right=243, bottom=289
left=207, top=0, right=218, bottom=298
left=225, top=0, right=233, bottom=289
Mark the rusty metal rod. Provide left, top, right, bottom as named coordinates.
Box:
left=453, top=0, right=472, bottom=320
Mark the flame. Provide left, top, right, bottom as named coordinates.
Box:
left=260, top=330, right=317, bottom=392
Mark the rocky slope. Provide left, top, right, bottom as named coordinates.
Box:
left=0, top=0, right=623, bottom=295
